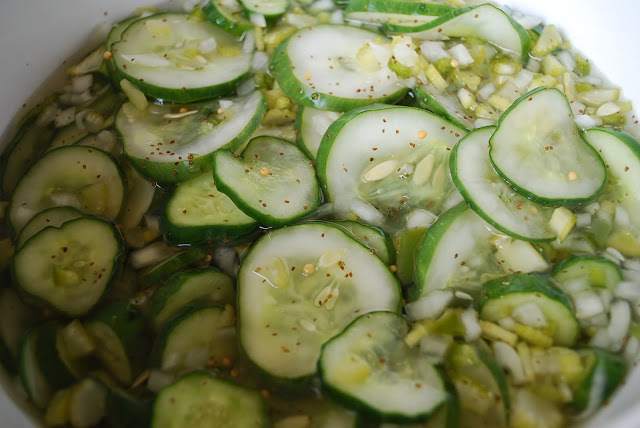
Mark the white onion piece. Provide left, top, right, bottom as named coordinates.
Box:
left=405, top=289, right=453, bottom=321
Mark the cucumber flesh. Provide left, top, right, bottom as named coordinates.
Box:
left=238, top=0, right=289, bottom=19
left=489, top=88, right=606, bottom=206
left=296, top=106, right=342, bottom=159
left=238, top=223, right=401, bottom=380
left=450, top=126, right=556, bottom=242
left=16, top=206, right=84, bottom=249
left=112, top=13, right=252, bottom=102
left=203, top=0, right=253, bottom=37
left=319, top=311, right=447, bottom=423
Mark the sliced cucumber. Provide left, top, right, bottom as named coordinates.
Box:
left=552, top=255, right=622, bottom=290
left=344, top=0, right=452, bottom=28
left=137, top=246, right=210, bottom=289
left=68, top=377, right=109, bottom=428
left=0, top=288, right=38, bottom=372
left=413, top=84, right=473, bottom=131
left=161, top=172, right=259, bottom=245
left=112, top=13, right=252, bottom=102
left=317, top=105, right=466, bottom=232
left=105, top=388, right=152, bottom=428
left=203, top=0, right=253, bottom=37
left=479, top=273, right=579, bottom=347
left=295, top=106, right=343, bottom=159
left=238, top=0, right=289, bottom=19
left=318, top=311, right=447, bottom=423
left=147, top=267, right=236, bottom=330
left=411, top=203, right=503, bottom=301
left=388, top=4, right=530, bottom=60
left=150, top=304, right=236, bottom=372
left=0, top=120, right=54, bottom=198
left=573, top=348, right=626, bottom=416
left=16, top=206, right=84, bottom=249
left=270, top=25, right=408, bottom=111
left=12, top=217, right=123, bottom=317
left=9, top=145, right=125, bottom=234
left=238, top=222, right=401, bottom=380
left=450, top=126, right=556, bottom=242
left=489, top=87, right=606, bottom=206
left=213, top=136, right=322, bottom=226
left=327, top=220, right=395, bottom=265
left=583, top=128, right=640, bottom=256
left=49, top=124, right=89, bottom=150
left=75, top=130, right=121, bottom=158
left=393, top=226, right=428, bottom=286
left=86, top=302, right=151, bottom=386
left=117, top=160, right=156, bottom=230
left=152, top=371, right=268, bottom=428
left=20, top=327, right=53, bottom=409
left=117, top=90, right=266, bottom=184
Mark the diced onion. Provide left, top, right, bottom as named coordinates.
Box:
left=493, top=341, right=527, bottom=385
left=405, top=289, right=453, bottom=321
left=461, top=306, right=482, bottom=342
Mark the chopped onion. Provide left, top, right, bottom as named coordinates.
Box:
left=250, top=13, right=267, bottom=28
left=419, top=334, right=452, bottom=365
left=461, top=306, right=482, bottom=342
left=596, top=101, right=621, bottom=117
left=448, top=44, right=474, bottom=67
left=477, top=82, right=496, bottom=101
left=54, top=106, right=76, bottom=128
left=70, top=74, right=94, bottom=94
left=493, top=341, right=527, bottom=385
left=572, top=290, right=605, bottom=319
left=419, top=41, right=450, bottom=63
left=311, top=0, right=335, bottom=11
left=350, top=199, right=384, bottom=226
left=556, top=51, right=576, bottom=72
left=211, top=246, right=237, bottom=277
left=607, top=300, right=631, bottom=352
left=129, top=241, right=174, bottom=270
left=252, top=51, right=269, bottom=72
left=329, top=9, right=344, bottom=24
left=405, top=209, right=437, bottom=229
left=512, top=302, right=548, bottom=327
left=405, top=289, right=453, bottom=321
left=146, top=370, right=175, bottom=393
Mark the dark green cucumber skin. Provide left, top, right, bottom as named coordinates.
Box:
left=412, top=86, right=471, bottom=131
left=345, top=0, right=453, bottom=16
left=478, top=272, right=573, bottom=313
left=34, top=321, right=76, bottom=390
left=328, top=220, right=396, bottom=265
left=203, top=0, right=253, bottom=37
left=112, top=13, right=251, bottom=104
left=212, top=136, right=322, bottom=227
left=105, top=388, right=152, bottom=428
left=382, top=4, right=531, bottom=64
left=552, top=254, right=622, bottom=284
left=269, top=25, right=408, bottom=112
left=573, top=348, right=627, bottom=413
left=318, top=311, right=446, bottom=424
left=11, top=217, right=125, bottom=317
left=91, top=302, right=152, bottom=385
left=489, top=87, right=607, bottom=206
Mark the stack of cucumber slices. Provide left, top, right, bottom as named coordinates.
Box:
left=1, top=0, right=640, bottom=427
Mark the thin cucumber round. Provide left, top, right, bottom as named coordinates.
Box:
left=16, top=206, right=84, bottom=250
left=203, top=0, right=253, bottom=37
left=270, top=25, right=408, bottom=111
left=116, top=90, right=266, bottom=184
left=479, top=273, right=579, bottom=347
left=112, top=13, right=252, bottom=102
left=552, top=255, right=622, bottom=290
left=12, top=217, right=123, bottom=317
left=117, top=159, right=156, bottom=230
left=386, top=4, right=531, bottom=61
left=152, top=371, right=268, bottom=428
left=9, top=145, right=125, bottom=235
left=411, top=203, right=504, bottom=301
left=147, top=267, right=236, bottom=331
left=238, top=222, right=401, bottom=381
left=238, top=0, right=289, bottom=19
left=150, top=304, right=236, bottom=373
left=344, top=0, right=452, bottom=28
left=213, top=136, right=322, bottom=226
left=295, top=106, right=343, bottom=159
left=161, top=172, right=259, bottom=246
left=489, top=87, right=606, bottom=206
left=0, top=288, right=38, bottom=373
left=450, top=126, right=556, bottom=242
left=413, top=84, right=473, bottom=131
left=137, top=246, right=210, bottom=289
left=327, top=220, right=396, bottom=265
left=572, top=348, right=626, bottom=416
left=318, top=311, right=447, bottom=423
left=316, top=105, right=466, bottom=232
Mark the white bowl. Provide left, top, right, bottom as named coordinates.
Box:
left=1, top=1, right=639, bottom=427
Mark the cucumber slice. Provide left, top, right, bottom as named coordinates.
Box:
left=411, top=203, right=504, bottom=301
left=552, top=255, right=622, bottom=290
left=344, top=0, right=452, bottom=28
left=86, top=302, right=151, bottom=386
left=12, top=217, right=123, bottom=317
left=479, top=273, right=579, bottom=347
left=393, top=226, right=428, bottom=286
left=583, top=128, right=640, bottom=256
left=68, top=377, right=109, bottom=428
left=318, top=311, right=447, bottom=423
left=328, top=220, right=395, bottom=265
left=16, top=206, right=84, bottom=249
left=413, top=84, right=473, bottom=131
left=270, top=25, right=408, bottom=111
left=450, top=126, right=556, bottom=242
left=117, top=160, right=156, bottom=230
left=387, top=4, right=531, bottom=60
left=150, top=304, right=236, bottom=372
left=445, top=343, right=509, bottom=427
left=112, top=13, right=252, bottom=102
left=152, top=371, right=268, bottom=428
left=9, top=145, right=125, bottom=234
left=161, top=172, right=259, bottom=246
left=106, top=15, right=141, bottom=79
left=0, top=120, right=54, bottom=198
left=0, top=288, right=38, bottom=372
left=49, top=124, right=90, bottom=150
left=75, top=130, right=121, bottom=158
left=116, top=90, right=266, bottom=184
left=238, top=0, right=289, bottom=19
left=147, top=267, right=236, bottom=330
left=238, top=222, right=401, bottom=380
left=213, top=136, right=321, bottom=226
left=295, top=106, right=343, bottom=159
left=203, top=0, right=253, bottom=37
left=573, top=348, right=626, bottom=416
left=137, top=246, right=210, bottom=289
left=19, top=327, right=53, bottom=409
left=489, top=88, right=606, bottom=206
left=105, top=388, right=151, bottom=428
left=317, top=105, right=466, bottom=232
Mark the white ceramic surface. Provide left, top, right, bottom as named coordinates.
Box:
left=0, top=1, right=639, bottom=427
